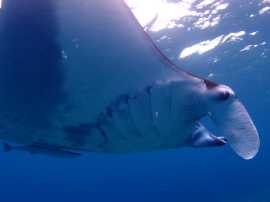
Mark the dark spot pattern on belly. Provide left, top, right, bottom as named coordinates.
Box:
left=63, top=85, right=156, bottom=147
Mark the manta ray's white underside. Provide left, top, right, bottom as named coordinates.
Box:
left=0, top=0, right=259, bottom=159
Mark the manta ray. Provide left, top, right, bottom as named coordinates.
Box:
left=0, top=0, right=259, bottom=159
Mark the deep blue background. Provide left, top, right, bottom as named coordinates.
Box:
left=0, top=0, right=269, bottom=201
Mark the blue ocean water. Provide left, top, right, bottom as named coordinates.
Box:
left=0, top=0, right=269, bottom=202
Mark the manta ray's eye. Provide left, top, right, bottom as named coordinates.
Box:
left=217, top=90, right=231, bottom=101
left=215, top=85, right=236, bottom=101
left=206, top=83, right=236, bottom=102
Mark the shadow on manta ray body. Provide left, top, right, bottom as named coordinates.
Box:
left=0, top=0, right=260, bottom=160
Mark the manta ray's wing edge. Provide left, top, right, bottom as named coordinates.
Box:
left=121, top=0, right=203, bottom=82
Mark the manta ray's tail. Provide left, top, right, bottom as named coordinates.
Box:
left=210, top=99, right=260, bottom=160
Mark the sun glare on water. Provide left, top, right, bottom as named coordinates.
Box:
left=125, top=0, right=263, bottom=59
left=125, top=0, right=197, bottom=32
left=125, top=0, right=231, bottom=32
